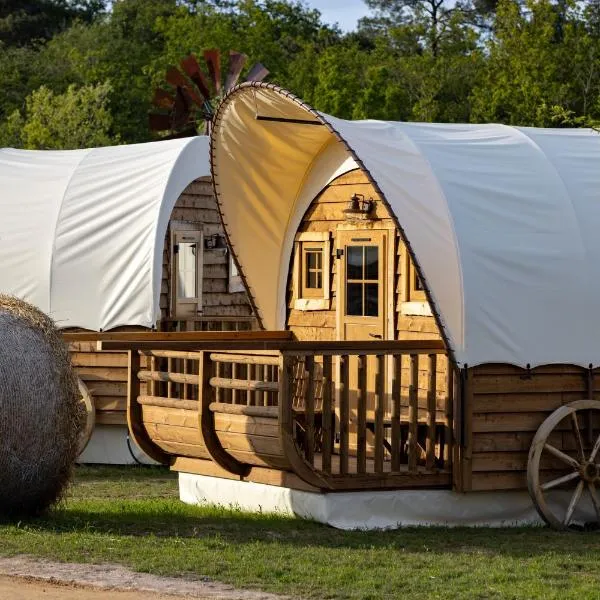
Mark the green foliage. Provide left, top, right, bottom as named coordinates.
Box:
left=0, top=81, right=117, bottom=149
left=0, top=0, right=599, bottom=150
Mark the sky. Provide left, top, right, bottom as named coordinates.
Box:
left=304, top=0, right=370, bottom=32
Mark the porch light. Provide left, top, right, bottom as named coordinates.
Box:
left=344, top=193, right=374, bottom=217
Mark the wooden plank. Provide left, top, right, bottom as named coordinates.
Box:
left=94, top=396, right=126, bottom=411
left=139, top=370, right=197, bottom=386
left=391, top=354, right=401, bottom=472
left=209, top=377, right=278, bottom=392
left=145, top=422, right=205, bottom=446
left=444, top=365, right=454, bottom=466
left=426, top=354, right=437, bottom=470
left=77, top=367, right=128, bottom=382
left=472, top=374, right=586, bottom=395
left=170, top=457, right=319, bottom=493
left=462, top=369, right=474, bottom=492
left=151, top=439, right=210, bottom=459
left=214, top=412, right=279, bottom=437
left=70, top=353, right=129, bottom=367
left=95, top=410, right=126, bottom=425
left=216, top=431, right=285, bottom=456
left=408, top=354, right=418, bottom=472
left=137, top=395, right=198, bottom=411
left=209, top=353, right=280, bottom=366
left=304, top=356, right=316, bottom=465
left=356, top=355, right=367, bottom=474
left=470, top=471, right=526, bottom=491
left=321, top=355, right=333, bottom=475
left=339, top=355, right=349, bottom=476
left=374, top=355, right=385, bottom=474
left=225, top=449, right=290, bottom=470
left=70, top=330, right=291, bottom=343
left=141, top=404, right=198, bottom=428
left=472, top=412, right=552, bottom=433
left=85, top=381, right=126, bottom=397
left=473, top=393, right=574, bottom=413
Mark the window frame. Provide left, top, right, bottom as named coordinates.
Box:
left=293, top=232, right=331, bottom=311
left=170, top=224, right=204, bottom=318
left=228, top=252, right=246, bottom=294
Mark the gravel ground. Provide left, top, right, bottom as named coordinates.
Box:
left=0, top=556, right=289, bottom=600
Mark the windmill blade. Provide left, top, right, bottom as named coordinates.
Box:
left=172, top=86, right=194, bottom=131
left=149, top=112, right=173, bottom=132
left=224, top=51, right=248, bottom=92
left=245, top=63, right=269, bottom=83
left=180, top=54, right=212, bottom=101
left=152, top=88, right=175, bottom=109
left=165, top=66, right=190, bottom=90
left=204, top=49, right=221, bottom=95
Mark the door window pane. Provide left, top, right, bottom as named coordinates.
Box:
left=347, top=283, right=363, bottom=316
left=347, top=246, right=363, bottom=280
left=177, top=242, right=197, bottom=299
left=365, top=283, right=379, bottom=316
left=365, top=246, right=378, bottom=280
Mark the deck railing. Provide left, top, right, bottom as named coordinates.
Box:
left=103, top=334, right=455, bottom=490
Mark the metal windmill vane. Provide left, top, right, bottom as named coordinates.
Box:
left=149, top=49, right=269, bottom=137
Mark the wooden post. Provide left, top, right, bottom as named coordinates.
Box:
left=167, top=357, right=173, bottom=398
left=199, top=351, right=249, bottom=476
left=391, top=354, right=402, bottom=472
left=322, top=355, right=333, bottom=475
left=426, top=354, right=437, bottom=470
left=339, top=354, right=349, bottom=476
left=444, top=364, right=454, bottom=467
left=356, top=355, right=367, bottom=474
left=374, top=354, right=385, bottom=474
left=304, top=355, right=316, bottom=465
left=127, top=350, right=168, bottom=464
left=408, top=354, right=419, bottom=473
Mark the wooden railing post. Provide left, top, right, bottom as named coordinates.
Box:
left=339, top=355, right=349, bottom=476
left=356, top=355, right=367, bottom=474
left=374, top=354, right=385, bottom=474
left=391, top=354, right=402, bottom=472
left=304, top=355, right=316, bottom=465
left=408, top=354, right=419, bottom=472
left=426, top=354, right=437, bottom=470
left=127, top=350, right=169, bottom=465
left=321, top=355, right=333, bottom=475
left=199, top=350, right=250, bottom=477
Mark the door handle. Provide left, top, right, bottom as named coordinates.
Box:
left=369, top=333, right=382, bottom=339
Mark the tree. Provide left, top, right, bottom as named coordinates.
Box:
left=0, top=81, right=117, bottom=149
left=0, top=0, right=105, bottom=47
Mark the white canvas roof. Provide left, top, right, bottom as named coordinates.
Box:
left=211, top=83, right=600, bottom=368
left=0, top=137, right=210, bottom=330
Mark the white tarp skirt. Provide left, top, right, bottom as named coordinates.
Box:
left=0, top=137, right=210, bottom=330
left=212, top=84, right=600, bottom=368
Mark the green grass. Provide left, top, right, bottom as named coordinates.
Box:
left=0, top=466, right=599, bottom=599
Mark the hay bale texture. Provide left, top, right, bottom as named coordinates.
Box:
left=0, top=295, right=83, bottom=516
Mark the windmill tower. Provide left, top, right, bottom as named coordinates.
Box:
left=149, top=49, right=269, bottom=138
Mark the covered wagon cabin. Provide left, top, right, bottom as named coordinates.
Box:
left=0, top=137, right=255, bottom=464
left=103, top=83, right=600, bottom=529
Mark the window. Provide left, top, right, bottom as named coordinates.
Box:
left=346, top=245, right=379, bottom=317
left=228, top=252, right=245, bottom=293
left=401, top=252, right=431, bottom=316
left=293, top=232, right=331, bottom=310
left=170, top=227, right=203, bottom=318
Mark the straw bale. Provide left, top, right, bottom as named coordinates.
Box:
left=0, top=295, right=84, bottom=516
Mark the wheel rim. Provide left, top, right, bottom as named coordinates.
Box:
left=77, top=377, right=96, bottom=456
left=528, top=399, right=600, bottom=530
left=526, top=399, right=600, bottom=529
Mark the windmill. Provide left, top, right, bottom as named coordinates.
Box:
left=149, top=49, right=269, bottom=138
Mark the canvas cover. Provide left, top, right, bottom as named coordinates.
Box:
left=0, top=137, right=210, bottom=330
left=211, top=84, right=600, bottom=368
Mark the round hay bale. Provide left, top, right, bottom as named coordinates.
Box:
left=0, top=295, right=84, bottom=517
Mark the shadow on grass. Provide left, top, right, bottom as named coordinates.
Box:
left=4, top=499, right=599, bottom=558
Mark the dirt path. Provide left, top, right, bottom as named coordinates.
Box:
left=0, top=556, right=288, bottom=600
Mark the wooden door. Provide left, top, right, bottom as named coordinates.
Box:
left=337, top=229, right=389, bottom=456
left=337, top=229, right=388, bottom=343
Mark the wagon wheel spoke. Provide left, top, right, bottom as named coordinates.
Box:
left=588, top=482, right=600, bottom=522
left=590, top=433, right=600, bottom=462
left=571, top=413, right=586, bottom=462
left=541, top=470, right=580, bottom=491
left=544, top=443, right=580, bottom=470
left=564, top=480, right=585, bottom=526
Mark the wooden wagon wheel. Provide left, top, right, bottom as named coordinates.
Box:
left=77, top=377, right=95, bottom=456
left=527, top=399, right=600, bottom=530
